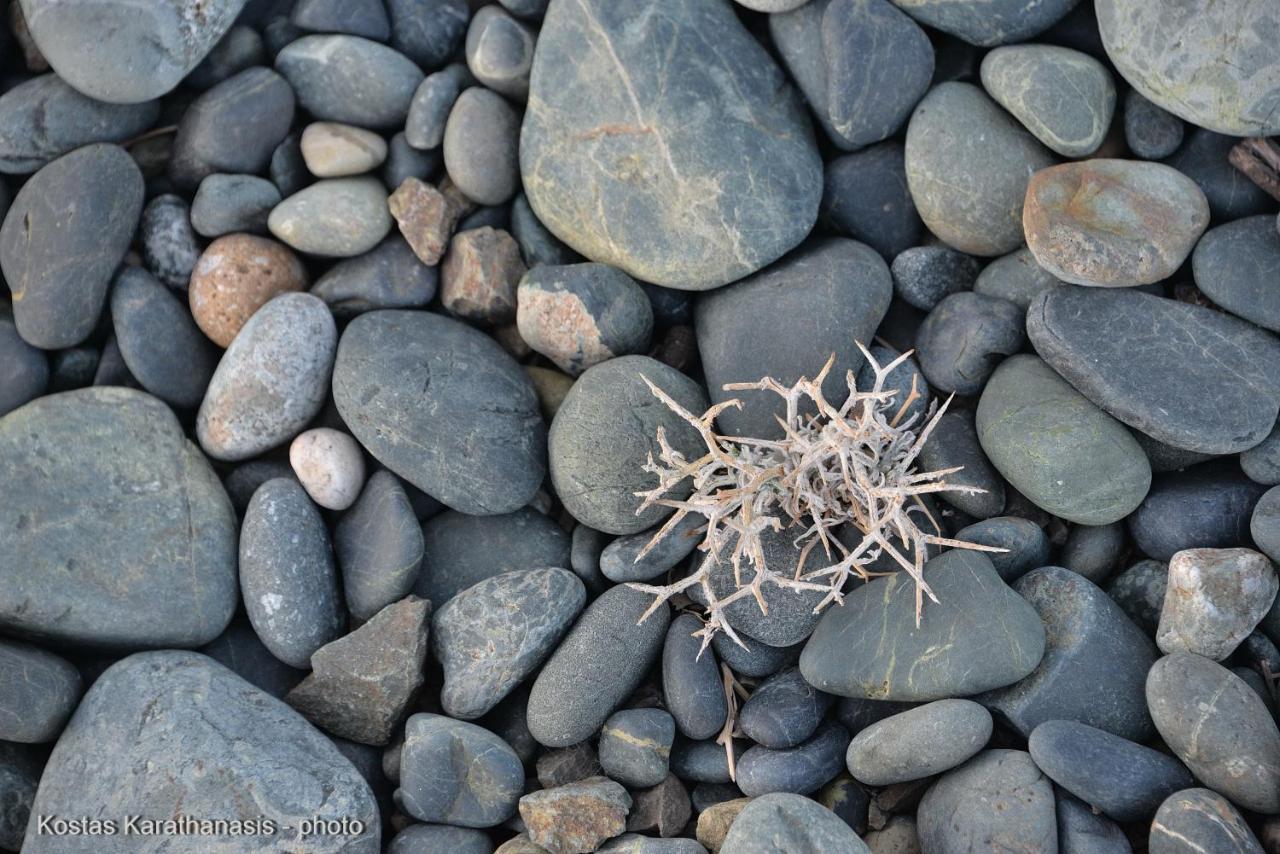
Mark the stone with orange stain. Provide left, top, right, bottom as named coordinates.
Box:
left=388, top=176, right=474, bottom=266
left=440, top=226, right=526, bottom=323
left=519, top=777, right=632, bottom=854
left=1023, top=159, right=1209, bottom=287
left=188, top=234, right=308, bottom=347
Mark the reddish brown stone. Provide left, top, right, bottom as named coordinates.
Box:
left=440, top=227, right=527, bottom=323
left=519, top=777, right=631, bottom=854
left=188, top=234, right=308, bottom=347
left=388, top=177, right=474, bottom=266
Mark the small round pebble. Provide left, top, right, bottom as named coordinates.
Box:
left=140, top=194, right=202, bottom=290
left=846, top=700, right=992, bottom=787
left=739, top=667, right=832, bottom=750
left=915, top=291, right=1025, bottom=396
left=300, top=122, right=388, bottom=178
left=891, top=245, right=981, bottom=311
left=191, top=174, right=282, bottom=237
left=268, top=176, right=393, bottom=257
left=289, top=428, right=367, bottom=511
left=189, top=234, right=309, bottom=348
left=443, top=87, right=520, bottom=206
left=598, top=709, right=676, bottom=788
left=1059, top=522, right=1126, bottom=584
left=737, top=721, right=850, bottom=797
left=465, top=6, right=535, bottom=100
left=1124, top=89, right=1183, bottom=160
left=662, top=613, right=727, bottom=741
left=398, top=712, right=523, bottom=828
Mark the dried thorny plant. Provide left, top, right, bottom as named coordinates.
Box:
left=630, top=344, right=1004, bottom=654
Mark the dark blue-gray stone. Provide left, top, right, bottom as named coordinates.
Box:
left=979, top=567, right=1156, bottom=741
left=770, top=0, right=849, bottom=150
left=292, top=0, right=390, bottom=41
left=1124, top=89, right=1183, bottom=160
left=569, top=524, right=611, bottom=597
left=0, top=638, right=81, bottom=744
left=511, top=192, right=577, bottom=268
left=821, top=142, right=922, bottom=260
left=312, top=237, right=438, bottom=319
left=521, top=0, right=822, bottom=290
left=48, top=348, right=99, bottom=394
left=190, top=173, right=281, bottom=237
left=918, top=411, right=1005, bottom=519
left=221, top=459, right=296, bottom=516
left=186, top=25, right=266, bottom=89
left=892, top=0, right=1080, bottom=46
left=270, top=133, right=309, bottom=197
left=600, top=514, right=703, bottom=584
left=1150, top=789, right=1263, bottom=854
left=1028, top=719, right=1192, bottom=822
left=1106, top=560, right=1168, bottom=635
left=434, top=568, right=586, bottom=720
left=275, top=35, right=423, bottom=129
left=1147, top=653, right=1280, bottom=814
left=1243, top=423, right=1280, bottom=485
left=0, top=388, right=238, bottom=649
left=916, top=291, right=1025, bottom=396
left=721, top=793, right=868, bottom=854
left=598, top=708, right=675, bottom=788
left=1056, top=794, right=1130, bottom=854
left=1128, top=462, right=1267, bottom=561
left=23, top=651, right=379, bottom=852
left=953, top=517, right=1048, bottom=581
left=169, top=67, right=296, bottom=191
left=891, top=245, right=980, bottom=311
left=971, top=248, right=1061, bottom=314
left=388, top=0, right=469, bottom=69
left=0, top=741, right=40, bottom=851
left=1163, top=128, right=1273, bottom=221
left=711, top=634, right=799, bottom=680
left=670, top=738, right=736, bottom=784
left=846, top=699, right=991, bottom=786
left=695, top=238, right=892, bottom=439
left=1255, top=486, right=1280, bottom=565
left=397, top=712, right=523, bottom=828
left=737, top=722, right=849, bottom=797
left=414, top=508, right=570, bottom=605
left=333, top=310, right=546, bottom=516
left=1192, top=215, right=1280, bottom=334
left=662, top=613, right=727, bottom=741
left=549, top=355, right=707, bottom=535
left=240, top=478, right=346, bottom=669
left=199, top=618, right=307, bottom=699
left=739, top=667, right=831, bottom=750
left=406, top=63, right=473, bottom=150
left=464, top=5, right=534, bottom=100
left=443, top=86, right=520, bottom=206
left=388, top=825, right=494, bottom=854
left=0, top=73, right=160, bottom=173
left=0, top=315, right=47, bottom=417
left=835, top=698, right=917, bottom=736
left=383, top=132, right=440, bottom=190
left=527, top=584, right=670, bottom=748
left=1060, top=522, right=1125, bottom=584
left=334, top=470, right=424, bottom=621
left=800, top=550, right=1045, bottom=701
left=917, top=750, right=1056, bottom=854
left=140, top=193, right=201, bottom=290
left=109, top=266, right=218, bottom=409
left=0, top=143, right=143, bottom=349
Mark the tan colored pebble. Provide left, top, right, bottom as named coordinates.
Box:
left=388, top=177, right=475, bottom=266
left=189, top=234, right=308, bottom=347
left=525, top=366, right=574, bottom=420
left=300, top=121, right=388, bottom=178
left=440, top=226, right=526, bottom=323
left=289, top=428, right=367, bottom=511
left=697, top=798, right=752, bottom=853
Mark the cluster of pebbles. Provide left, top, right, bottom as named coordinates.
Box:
left=2, top=0, right=1280, bottom=852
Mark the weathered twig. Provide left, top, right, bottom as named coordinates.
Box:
left=1229, top=137, right=1280, bottom=201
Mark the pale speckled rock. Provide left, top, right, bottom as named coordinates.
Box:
left=521, top=0, right=822, bottom=290
left=1023, top=160, right=1209, bottom=287
left=0, top=638, right=82, bottom=743
left=290, top=428, right=367, bottom=511
left=197, top=293, right=336, bottom=462
left=905, top=82, right=1055, bottom=256
left=1149, top=789, right=1264, bottom=854
left=269, top=177, right=393, bottom=257
left=398, top=713, right=523, bottom=828
left=980, top=45, right=1114, bottom=157
left=334, top=470, right=423, bottom=621
left=721, top=793, right=869, bottom=854
left=301, top=122, right=387, bottom=177
left=1096, top=0, right=1280, bottom=136
left=434, top=568, right=586, bottom=720
left=917, top=750, right=1056, bottom=854
left=21, top=651, right=379, bottom=853
left=976, top=354, right=1150, bottom=525
left=890, top=0, right=1080, bottom=46
left=332, top=310, right=546, bottom=515
left=275, top=34, right=423, bottom=129
left=189, top=234, right=309, bottom=348
left=0, top=388, right=238, bottom=649
left=1156, top=548, right=1278, bottom=661
left=520, top=777, right=632, bottom=854
left=846, top=700, right=992, bottom=787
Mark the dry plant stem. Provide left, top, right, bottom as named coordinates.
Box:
left=716, top=662, right=749, bottom=782
left=1229, top=137, right=1280, bottom=201
left=629, top=345, right=1004, bottom=653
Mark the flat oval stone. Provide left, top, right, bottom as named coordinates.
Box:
left=600, top=514, right=703, bottom=583
left=334, top=470, right=424, bottom=621
left=1130, top=462, right=1267, bottom=561
left=292, top=0, right=390, bottom=41
left=1147, top=652, right=1280, bottom=814
left=1023, top=160, right=1209, bottom=287
left=269, top=176, right=393, bottom=258
left=1192, top=215, right=1280, bottom=333
left=443, top=87, right=521, bottom=206
left=0, top=143, right=143, bottom=349
left=712, top=634, right=799, bottom=680
left=312, top=236, right=438, bottom=319
left=0, top=73, right=160, bottom=173
left=21, top=0, right=247, bottom=104
left=0, top=388, right=237, bottom=648
left=1029, top=286, right=1280, bottom=455
left=398, top=713, right=523, bottom=828
left=905, top=82, right=1055, bottom=256
left=737, top=722, right=849, bottom=797
left=22, top=651, right=379, bottom=852
left=0, top=638, right=81, bottom=743
left=406, top=63, right=473, bottom=151
left=1028, top=720, right=1193, bottom=822
left=465, top=5, right=534, bottom=99
left=527, top=584, right=670, bottom=748
left=980, top=45, right=1115, bottom=158
left=979, top=566, right=1158, bottom=741
left=275, top=34, right=424, bottom=129
left=197, top=293, right=337, bottom=462
left=847, top=699, right=991, bottom=787
left=415, top=509, right=569, bottom=605
left=917, top=750, right=1056, bottom=854
left=695, top=238, right=891, bottom=439
left=800, top=549, right=1046, bottom=701
left=722, top=793, right=868, bottom=854
left=550, top=355, right=708, bottom=535
left=662, top=613, right=728, bottom=741
left=333, top=310, right=546, bottom=516
left=521, top=0, right=822, bottom=290
left=739, top=666, right=832, bottom=750
left=1096, top=0, right=1280, bottom=136
left=434, top=568, right=586, bottom=720
left=300, top=122, right=387, bottom=178
left=1059, top=523, right=1126, bottom=584
left=890, top=0, right=1079, bottom=46
left=1150, top=789, right=1264, bottom=854
left=976, top=354, right=1151, bottom=525
left=972, top=247, right=1061, bottom=311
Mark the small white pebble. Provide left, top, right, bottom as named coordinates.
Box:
left=289, top=428, right=366, bottom=511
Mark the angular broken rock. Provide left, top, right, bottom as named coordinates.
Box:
left=1156, top=548, right=1278, bottom=661
left=388, top=176, right=474, bottom=266
left=440, top=226, right=527, bottom=324
left=286, top=596, right=431, bottom=745
left=519, top=776, right=632, bottom=854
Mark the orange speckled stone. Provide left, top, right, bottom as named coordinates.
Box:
left=189, top=234, right=308, bottom=347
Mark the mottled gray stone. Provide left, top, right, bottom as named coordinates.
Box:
left=1146, top=653, right=1280, bottom=814
left=0, top=73, right=159, bottom=173
left=275, top=35, right=423, bottom=128
left=1128, top=462, right=1268, bottom=561
left=0, top=388, right=237, bottom=648
left=240, top=478, right=345, bottom=669
left=1149, top=789, right=1263, bottom=854
left=915, top=291, right=1025, bottom=396
left=520, top=777, right=631, bottom=854
left=398, top=713, right=523, bottom=828
left=464, top=5, right=534, bottom=100
left=269, top=176, right=393, bottom=257
left=1097, top=0, right=1280, bottom=136
left=917, top=750, right=1055, bottom=854
left=1124, top=89, right=1183, bottom=160
left=976, top=354, right=1150, bottom=525
left=904, top=82, right=1055, bottom=256
left=891, top=246, right=980, bottom=311
left=599, top=709, right=675, bottom=788
left=550, top=355, right=707, bottom=535
left=0, top=316, right=46, bottom=416
left=821, top=142, right=922, bottom=259
left=333, top=310, right=546, bottom=515
left=527, top=585, right=670, bottom=748
left=737, top=722, right=849, bottom=796
left=1156, top=548, right=1277, bottom=661
left=140, top=193, right=201, bottom=290
left=197, top=293, right=336, bottom=461
left=980, top=45, right=1114, bottom=157
left=312, top=237, right=438, bottom=319
left=334, top=470, right=424, bottom=621
left=406, top=64, right=472, bottom=151
left=0, top=639, right=81, bottom=743
left=191, top=173, right=281, bottom=237
left=1107, top=560, right=1168, bottom=635
left=890, top=0, right=1080, bottom=46
left=847, top=699, right=992, bottom=787
left=740, top=667, right=832, bottom=750
left=662, top=613, right=728, bottom=741
left=23, top=651, right=379, bottom=852
left=800, top=550, right=1045, bottom=701
left=722, top=793, right=868, bottom=854
left=199, top=618, right=306, bottom=699
left=435, top=568, right=585, bottom=719
left=20, top=0, right=247, bottom=103
left=695, top=238, right=891, bottom=439
left=416, top=509, right=570, bottom=605
left=522, top=0, right=822, bottom=290
left=1192, top=215, right=1280, bottom=334
left=1029, top=720, right=1192, bottom=822
left=0, top=144, right=142, bottom=349
left=1059, top=523, right=1125, bottom=584
left=954, top=517, right=1049, bottom=581
left=971, top=247, right=1060, bottom=311
left=600, top=514, right=703, bottom=584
